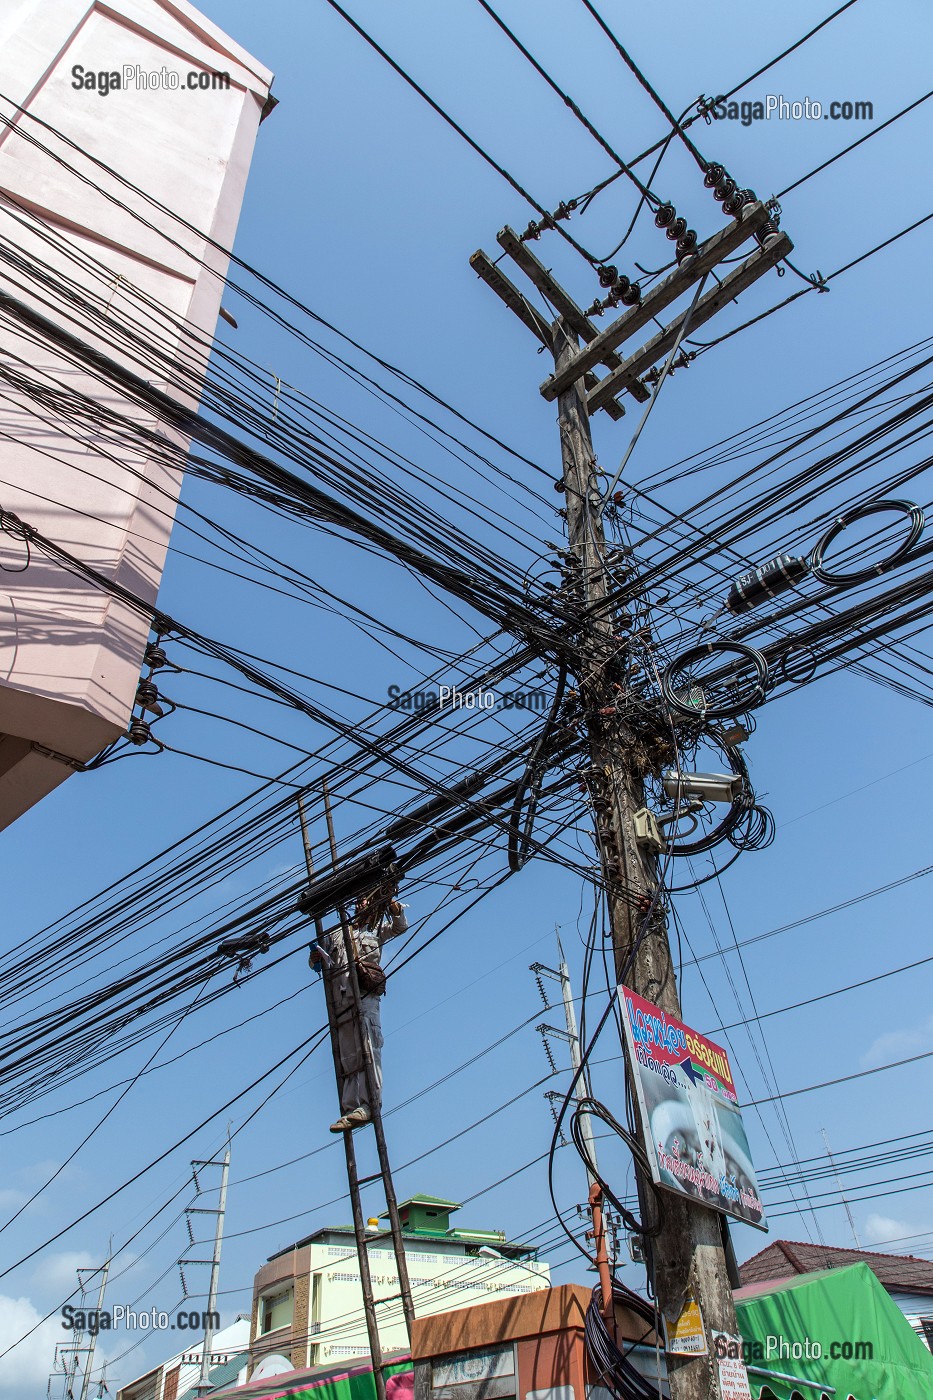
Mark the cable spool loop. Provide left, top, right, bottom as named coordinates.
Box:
left=777, top=645, right=818, bottom=687
left=661, top=640, right=769, bottom=719
left=809, top=498, right=924, bottom=587
left=728, top=803, right=775, bottom=852
left=585, top=1280, right=665, bottom=1400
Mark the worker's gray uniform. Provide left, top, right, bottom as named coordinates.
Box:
left=323, top=908, right=407, bottom=1116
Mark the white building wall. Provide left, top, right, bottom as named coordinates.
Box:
left=308, top=1241, right=550, bottom=1364
left=889, top=1290, right=933, bottom=1351
left=118, top=1318, right=250, bottom=1400
left=161, top=1317, right=251, bottom=1400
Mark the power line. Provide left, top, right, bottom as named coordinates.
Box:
left=684, top=860, right=933, bottom=967
left=314, top=1, right=600, bottom=264
left=744, top=1046, right=933, bottom=1108
left=775, top=87, right=933, bottom=201
left=574, top=0, right=706, bottom=169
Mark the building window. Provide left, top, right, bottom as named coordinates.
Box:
left=260, top=1287, right=294, bottom=1335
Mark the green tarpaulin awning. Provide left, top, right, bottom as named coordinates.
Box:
left=210, top=1356, right=412, bottom=1400
left=735, top=1261, right=933, bottom=1400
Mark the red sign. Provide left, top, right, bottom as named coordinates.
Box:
left=621, top=986, right=766, bottom=1230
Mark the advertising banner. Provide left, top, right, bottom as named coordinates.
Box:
left=620, top=986, right=767, bottom=1230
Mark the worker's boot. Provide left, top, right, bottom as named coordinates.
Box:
left=330, top=1105, right=371, bottom=1132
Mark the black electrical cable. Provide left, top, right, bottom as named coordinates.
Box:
left=0, top=1026, right=329, bottom=1285
left=473, top=0, right=665, bottom=202
left=0, top=92, right=556, bottom=486
left=690, top=210, right=933, bottom=358
left=570, top=1098, right=662, bottom=1238
left=314, top=3, right=602, bottom=265
left=585, top=1279, right=663, bottom=1400
left=775, top=87, right=933, bottom=201
left=575, top=0, right=706, bottom=169
left=508, top=660, right=568, bottom=871
left=567, top=0, right=862, bottom=213
left=809, top=498, right=925, bottom=586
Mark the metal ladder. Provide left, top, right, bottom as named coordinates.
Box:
left=298, top=789, right=415, bottom=1400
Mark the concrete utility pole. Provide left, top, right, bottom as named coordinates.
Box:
left=196, top=1148, right=230, bottom=1395
left=554, top=320, right=739, bottom=1400
left=533, top=938, right=615, bottom=1321
left=63, top=1326, right=82, bottom=1400
left=821, top=1127, right=861, bottom=1249
left=79, top=1255, right=110, bottom=1400
left=533, top=937, right=600, bottom=1186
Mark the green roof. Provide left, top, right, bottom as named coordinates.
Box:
left=395, top=1195, right=461, bottom=1211
left=736, top=1262, right=933, bottom=1400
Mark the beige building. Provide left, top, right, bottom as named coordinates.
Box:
left=249, top=1195, right=550, bottom=1373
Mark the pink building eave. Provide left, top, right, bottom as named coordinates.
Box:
left=0, top=0, right=273, bottom=826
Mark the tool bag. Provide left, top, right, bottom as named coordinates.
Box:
left=355, top=955, right=387, bottom=997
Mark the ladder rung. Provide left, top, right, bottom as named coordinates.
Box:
left=357, top=1172, right=384, bottom=1185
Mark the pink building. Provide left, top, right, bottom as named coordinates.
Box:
left=0, top=0, right=273, bottom=826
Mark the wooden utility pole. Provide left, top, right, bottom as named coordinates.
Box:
left=554, top=318, right=739, bottom=1400
left=297, top=787, right=415, bottom=1398
left=471, top=200, right=790, bottom=1400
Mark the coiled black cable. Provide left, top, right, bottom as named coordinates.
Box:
left=809, top=498, right=924, bottom=586
left=570, top=1098, right=663, bottom=1238
left=585, top=1279, right=664, bottom=1400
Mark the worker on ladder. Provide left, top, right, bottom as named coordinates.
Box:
left=310, top=882, right=408, bottom=1132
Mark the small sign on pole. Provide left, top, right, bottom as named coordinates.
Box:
left=620, top=986, right=767, bottom=1230
left=712, top=1333, right=753, bottom=1400
left=663, top=1292, right=707, bottom=1355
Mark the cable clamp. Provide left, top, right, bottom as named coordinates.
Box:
left=0, top=510, right=37, bottom=541
left=30, top=741, right=88, bottom=771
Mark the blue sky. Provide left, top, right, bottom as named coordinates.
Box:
left=3, top=0, right=933, bottom=1394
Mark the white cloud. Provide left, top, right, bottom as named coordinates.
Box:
left=29, top=1251, right=97, bottom=1295
left=0, top=1190, right=27, bottom=1212
left=14, top=1160, right=61, bottom=1187
left=862, top=1213, right=930, bottom=1249
left=859, top=1015, right=933, bottom=1068
left=0, top=1294, right=65, bottom=1397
